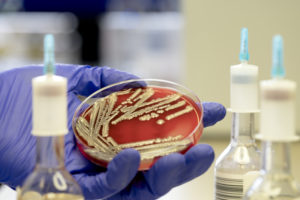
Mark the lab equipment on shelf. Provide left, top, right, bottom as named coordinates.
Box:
left=214, top=28, right=260, bottom=200
left=0, top=12, right=80, bottom=72
left=17, top=35, right=84, bottom=200
left=244, top=35, right=300, bottom=200
left=100, top=0, right=184, bottom=82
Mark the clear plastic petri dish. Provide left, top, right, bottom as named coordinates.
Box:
left=72, top=79, right=203, bottom=170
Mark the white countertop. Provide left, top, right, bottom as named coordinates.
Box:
left=2, top=138, right=300, bottom=200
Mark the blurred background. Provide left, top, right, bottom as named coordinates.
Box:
left=1, top=0, right=300, bottom=199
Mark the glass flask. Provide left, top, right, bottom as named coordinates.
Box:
left=245, top=35, right=300, bottom=200
left=17, top=136, right=84, bottom=200
left=244, top=142, right=300, bottom=200
left=214, top=113, right=260, bottom=200
left=17, top=34, right=84, bottom=200
left=72, top=79, right=203, bottom=170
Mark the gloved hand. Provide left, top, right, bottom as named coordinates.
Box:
left=0, top=64, right=226, bottom=200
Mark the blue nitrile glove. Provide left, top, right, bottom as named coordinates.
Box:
left=0, top=64, right=226, bottom=200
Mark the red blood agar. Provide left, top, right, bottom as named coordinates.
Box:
left=74, top=86, right=203, bottom=170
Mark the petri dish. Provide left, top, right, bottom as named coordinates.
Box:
left=72, top=79, right=203, bottom=170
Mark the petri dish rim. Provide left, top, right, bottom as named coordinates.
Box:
left=72, top=78, right=203, bottom=159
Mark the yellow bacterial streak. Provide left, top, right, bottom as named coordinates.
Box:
left=75, top=88, right=195, bottom=161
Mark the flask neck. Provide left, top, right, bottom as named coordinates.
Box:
left=262, top=141, right=291, bottom=174
left=231, top=112, right=255, bottom=145
left=36, top=136, right=65, bottom=169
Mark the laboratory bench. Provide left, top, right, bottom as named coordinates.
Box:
left=1, top=136, right=300, bottom=200
left=160, top=136, right=300, bottom=200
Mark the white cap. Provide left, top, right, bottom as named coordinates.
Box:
left=229, top=62, right=259, bottom=112
left=256, top=79, right=298, bottom=141
left=32, top=74, right=68, bottom=136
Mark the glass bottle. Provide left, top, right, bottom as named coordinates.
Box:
left=214, top=112, right=260, bottom=200
left=17, top=136, right=84, bottom=200
left=17, top=34, right=84, bottom=200
left=244, top=142, right=300, bottom=200
left=244, top=35, right=300, bottom=200
left=214, top=28, right=261, bottom=200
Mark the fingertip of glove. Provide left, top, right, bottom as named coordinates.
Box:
left=116, top=148, right=141, bottom=165
left=150, top=153, right=185, bottom=178
left=106, top=149, right=140, bottom=190
left=202, top=102, right=226, bottom=127
left=100, top=66, right=140, bottom=85
left=186, top=144, right=215, bottom=164
left=145, top=153, right=186, bottom=196
left=156, top=153, right=185, bottom=167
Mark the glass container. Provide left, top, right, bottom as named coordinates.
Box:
left=244, top=142, right=300, bottom=200
left=214, top=113, right=260, bottom=200
left=72, top=79, right=203, bottom=170
left=17, top=136, right=84, bottom=200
